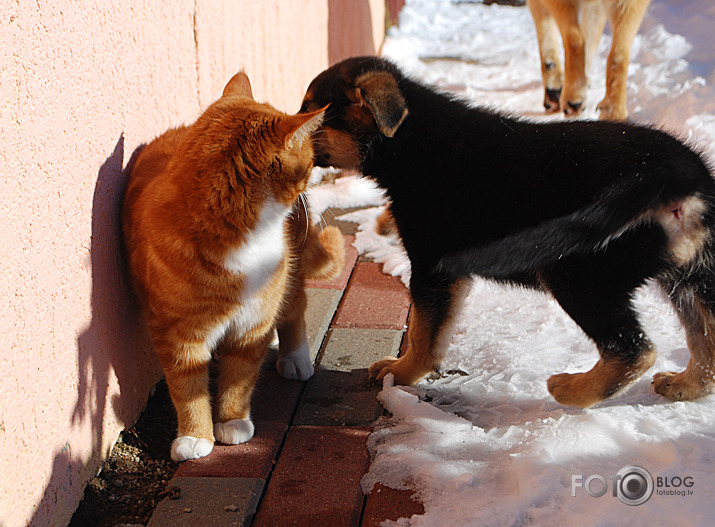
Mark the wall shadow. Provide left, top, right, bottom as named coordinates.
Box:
left=27, top=137, right=161, bottom=526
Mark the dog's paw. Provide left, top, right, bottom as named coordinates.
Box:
left=277, top=341, right=314, bottom=381
left=543, top=88, right=561, bottom=113
left=560, top=81, right=587, bottom=118
left=547, top=372, right=601, bottom=408
left=214, top=418, right=255, bottom=445
left=171, top=436, right=214, bottom=462
left=562, top=100, right=584, bottom=117
left=368, top=356, right=432, bottom=386
left=597, top=98, right=628, bottom=121
left=652, top=371, right=713, bottom=401
left=369, top=356, right=400, bottom=382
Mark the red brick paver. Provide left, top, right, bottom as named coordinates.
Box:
left=253, top=426, right=371, bottom=527
left=362, top=484, right=425, bottom=526
left=333, top=261, right=411, bottom=329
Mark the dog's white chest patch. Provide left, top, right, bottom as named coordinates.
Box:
left=223, top=197, right=290, bottom=298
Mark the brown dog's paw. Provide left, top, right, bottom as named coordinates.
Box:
left=652, top=371, right=713, bottom=401
left=597, top=99, right=628, bottom=121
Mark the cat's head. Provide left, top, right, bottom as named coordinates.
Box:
left=189, top=72, right=326, bottom=207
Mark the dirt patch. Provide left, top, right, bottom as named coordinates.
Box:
left=69, top=380, right=177, bottom=527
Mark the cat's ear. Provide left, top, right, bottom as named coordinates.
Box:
left=222, top=72, right=254, bottom=100
left=354, top=71, right=408, bottom=137
left=279, top=107, right=327, bottom=149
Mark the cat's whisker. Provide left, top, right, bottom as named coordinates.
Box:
left=299, top=193, right=311, bottom=248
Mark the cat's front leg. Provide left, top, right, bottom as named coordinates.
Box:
left=160, top=344, right=215, bottom=462
left=171, top=436, right=214, bottom=461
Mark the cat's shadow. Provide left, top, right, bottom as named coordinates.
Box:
left=73, top=137, right=162, bottom=448
left=33, top=136, right=164, bottom=525
left=46, top=137, right=170, bottom=525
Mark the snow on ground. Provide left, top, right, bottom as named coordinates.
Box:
left=306, top=0, right=715, bottom=524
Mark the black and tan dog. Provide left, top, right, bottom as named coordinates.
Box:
left=301, top=56, right=715, bottom=408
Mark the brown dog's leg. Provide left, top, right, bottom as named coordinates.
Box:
left=580, top=0, right=608, bottom=86
left=597, top=0, right=650, bottom=120
left=541, top=0, right=587, bottom=116
left=370, top=277, right=472, bottom=385
left=527, top=0, right=564, bottom=112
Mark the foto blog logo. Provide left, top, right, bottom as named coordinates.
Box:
left=571, top=465, right=654, bottom=506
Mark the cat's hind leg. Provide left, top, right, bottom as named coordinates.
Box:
left=275, top=282, right=314, bottom=381
left=273, top=253, right=315, bottom=380
left=276, top=321, right=314, bottom=381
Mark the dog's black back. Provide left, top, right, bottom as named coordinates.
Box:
left=314, top=59, right=714, bottom=280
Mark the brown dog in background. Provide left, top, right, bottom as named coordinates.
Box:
left=527, top=0, right=651, bottom=120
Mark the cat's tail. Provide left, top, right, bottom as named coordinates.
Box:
left=302, top=224, right=346, bottom=281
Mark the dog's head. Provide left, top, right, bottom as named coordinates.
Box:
left=300, top=57, right=409, bottom=170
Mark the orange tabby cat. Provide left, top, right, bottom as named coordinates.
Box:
left=122, top=73, right=343, bottom=461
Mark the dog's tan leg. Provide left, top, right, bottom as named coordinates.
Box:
left=369, top=278, right=472, bottom=385
left=597, top=0, right=651, bottom=120
left=548, top=348, right=656, bottom=408
left=541, top=250, right=659, bottom=407
left=527, top=0, right=564, bottom=112
left=580, top=0, right=608, bottom=85
left=542, top=0, right=587, bottom=116
left=653, top=297, right=715, bottom=401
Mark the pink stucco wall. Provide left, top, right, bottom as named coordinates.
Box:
left=0, top=2, right=386, bottom=526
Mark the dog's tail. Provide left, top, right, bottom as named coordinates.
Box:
left=436, top=190, right=714, bottom=280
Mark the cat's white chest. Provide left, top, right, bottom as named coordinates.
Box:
left=223, top=198, right=290, bottom=298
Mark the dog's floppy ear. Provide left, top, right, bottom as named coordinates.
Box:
left=354, top=71, right=409, bottom=137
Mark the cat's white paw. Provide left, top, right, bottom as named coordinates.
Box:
left=171, top=436, right=214, bottom=462
left=277, top=340, right=314, bottom=381
left=214, top=418, right=255, bottom=445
